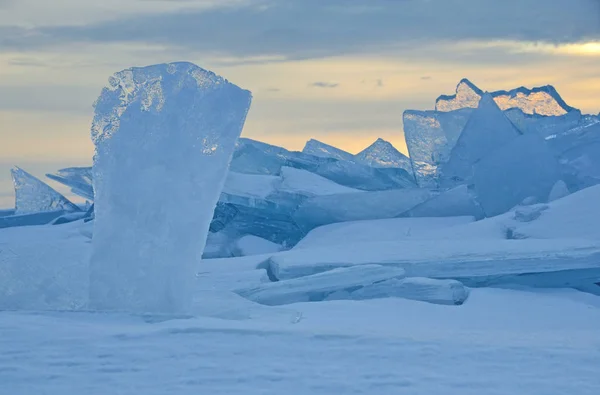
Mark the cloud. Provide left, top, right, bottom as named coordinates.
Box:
left=421, top=76, right=431, bottom=80
left=310, top=81, right=339, bottom=88
left=1, top=0, right=598, bottom=61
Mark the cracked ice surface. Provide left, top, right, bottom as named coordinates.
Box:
left=90, top=62, right=252, bottom=314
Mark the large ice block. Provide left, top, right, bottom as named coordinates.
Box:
left=354, top=138, right=413, bottom=174
left=314, top=159, right=415, bottom=190
left=403, top=108, right=473, bottom=187
left=398, top=184, right=484, bottom=219
left=473, top=133, right=561, bottom=217
left=11, top=166, right=81, bottom=215
left=89, top=62, right=252, bottom=314
left=231, top=137, right=414, bottom=191
left=436, top=78, right=574, bottom=116
left=547, top=120, right=600, bottom=191
left=268, top=239, right=600, bottom=288
left=349, top=277, right=469, bottom=306
left=302, top=138, right=354, bottom=162
left=236, top=265, right=406, bottom=306
left=440, top=93, right=521, bottom=186
left=505, top=108, right=582, bottom=138
left=292, top=188, right=436, bottom=232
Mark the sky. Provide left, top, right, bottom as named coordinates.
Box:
left=0, top=0, right=599, bottom=207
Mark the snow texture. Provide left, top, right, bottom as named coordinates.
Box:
left=0, top=222, right=90, bottom=310
left=11, top=166, right=80, bottom=215
left=89, top=62, right=252, bottom=314
left=547, top=180, right=570, bottom=202
left=473, top=133, right=561, bottom=217
left=294, top=216, right=474, bottom=249
left=231, top=235, right=282, bottom=257
left=436, top=78, right=574, bottom=116
left=403, top=108, right=473, bottom=187
left=1, top=288, right=599, bottom=394
left=441, top=93, right=521, bottom=186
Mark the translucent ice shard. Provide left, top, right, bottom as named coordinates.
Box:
left=403, top=108, right=473, bottom=187
left=302, top=138, right=354, bottom=162
left=440, top=93, right=521, bottom=186
left=46, top=166, right=94, bottom=200
left=11, top=166, right=81, bottom=215
left=89, top=62, right=252, bottom=314
left=473, top=133, right=561, bottom=217
left=505, top=108, right=582, bottom=138
left=546, top=119, right=600, bottom=191
left=231, top=138, right=335, bottom=176
left=435, top=79, right=483, bottom=113
left=314, top=160, right=416, bottom=191
left=436, top=78, right=574, bottom=116
left=355, top=138, right=413, bottom=174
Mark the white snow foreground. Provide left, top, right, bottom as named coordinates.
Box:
left=89, top=62, right=252, bottom=314
left=1, top=288, right=599, bottom=394
left=1, top=185, right=600, bottom=393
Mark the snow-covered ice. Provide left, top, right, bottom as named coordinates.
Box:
left=294, top=216, right=474, bottom=249
left=231, top=235, right=282, bottom=257
left=350, top=277, right=469, bottom=305
left=1, top=288, right=599, bottom=394
left=89, top=62, right=251, bottom=314
left=547, top=180, right=571, bottom=202
left=236, top=264, right=406, bottom=306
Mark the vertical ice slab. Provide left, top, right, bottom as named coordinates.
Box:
left=440, top=93, right=521, bottom=186
left=89, top=62, right=252, bottom=314
left=473, top=133, right=561, bottom=217
left=403, top=108, right=473, bottom=187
